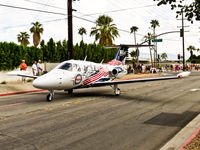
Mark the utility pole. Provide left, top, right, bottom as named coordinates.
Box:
left=68, top=0, right=73, bottom=59
left=181, top=10, right=185, bottom=69
left=178, top=10, right=189, bottom=70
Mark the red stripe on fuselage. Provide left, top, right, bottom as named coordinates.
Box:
left=83, top=71, right=104, bottom=85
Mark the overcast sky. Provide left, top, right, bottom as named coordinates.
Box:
left=0, top=0, right=199, bottom=59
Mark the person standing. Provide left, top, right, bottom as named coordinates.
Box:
left=32, top=61, right=37, bottom=76
left=20, top=60, right=27, bottom=83
left=37, top=60, right=43, bottom=76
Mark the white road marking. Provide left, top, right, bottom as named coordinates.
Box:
left=190, top=88, right=200, bottom=92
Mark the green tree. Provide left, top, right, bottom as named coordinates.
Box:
left=150, top=20, right=160, bottom=37
left=150, top=19, right=160, bottom=67
left=130, top=50, right=137, bottom=62
left=130, top=26, right=139, bottom=45
left=0, top=40, right=118, bottom=70
left=161, top=52, right=168, bottom=61
left=143, top=32, right=154, bottom=66
left=17, top=32, right=30, bottom=46
left=30, top=21, right=44, bottom=47
left=90, top=15, right=119, bottom=46
left=47, top=38, right=57, bottom=62
left=78, top=27, right=87, bottom=41
left=187, top=45, right=196, bottom=57
left=62, top=40, right=68, bottom=61
left=154, top=0, right=200, bottom=23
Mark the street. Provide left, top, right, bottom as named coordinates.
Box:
left=0, top=73, right=200, bottom=150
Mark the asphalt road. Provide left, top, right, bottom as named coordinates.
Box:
left=0, top=73, right=200, bottom=150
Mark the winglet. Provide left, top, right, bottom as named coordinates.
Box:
left=177, top=72, right=191, bottom=78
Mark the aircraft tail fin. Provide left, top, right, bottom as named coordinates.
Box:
left=107, top=45, right=129, bottom=65
left=114, top=45, right=129, bottom=62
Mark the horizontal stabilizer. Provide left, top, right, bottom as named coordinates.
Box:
left=177, top=71, right=191, bottom=78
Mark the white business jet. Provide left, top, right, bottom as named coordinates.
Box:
left=8, top=45, right=191, bottom=101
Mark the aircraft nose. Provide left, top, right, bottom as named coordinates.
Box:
left=33, top=77, right=43, bottom=89
left=33, top=76, right=53, bottom=89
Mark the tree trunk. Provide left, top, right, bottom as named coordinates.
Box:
left=149, top=48, right=153, bottom=67
left=134, top=32, right=137, bottom=45
left=190, top=50, right=193, bottom=57
left=33, top=33, right=41, bottom=47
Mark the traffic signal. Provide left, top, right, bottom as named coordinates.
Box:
left=148, top=40, right=151, bottom=45
left=178, top=54, right=180, bottom=59
left=180, top=29, right=183, bottom=37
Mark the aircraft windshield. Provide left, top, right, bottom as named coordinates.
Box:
left=59, top=63, right=72, bottom=71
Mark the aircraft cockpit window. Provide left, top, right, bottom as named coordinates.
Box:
left=59, top=63, right=72, bottom=71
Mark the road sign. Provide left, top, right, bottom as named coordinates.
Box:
left=152, top=39, right=163, bottom=42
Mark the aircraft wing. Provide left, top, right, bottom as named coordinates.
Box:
left=7, top=71, right=38, bottom=79
left=85, top=72, right=191, bottom=88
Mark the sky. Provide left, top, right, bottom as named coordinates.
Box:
left=0, top=0, right=199, bottom=60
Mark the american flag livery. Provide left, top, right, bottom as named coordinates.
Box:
left=106, top=59, right=122, bottom=66
left=83, top=66, right=109, bottom=85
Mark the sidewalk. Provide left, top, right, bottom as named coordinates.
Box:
left=0, top=80, right=38, bottom=95
left=160, top=114, right=200, bottom=150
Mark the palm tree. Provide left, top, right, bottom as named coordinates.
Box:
left=130, top=26, right=138, bottom=45
left=143, top=32, right=154, bottom=66
left=197, top=48, right=200, bottom=55
left=150, top=20, right=160, bottom=35
left=17, top=32, right=30, bottom=46
left=78, top=27, right=87, bottom=41
left=30, top=21, right=44, bottom=47
left=150, top=19, right=160, bottom=67
left=187, top=45, right=196, bottom=57
left=161, top=52, right=168, bottom=61
left=90, top=15, right=119, bottom=46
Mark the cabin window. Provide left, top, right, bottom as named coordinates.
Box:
left=84, top=66, right=88, bottom=73
left=73, top=64, right=81, bottom=72
left=59, top=63, right=72, bottom=71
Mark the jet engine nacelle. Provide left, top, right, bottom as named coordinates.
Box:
left=109, top=66, right=127, bottom=79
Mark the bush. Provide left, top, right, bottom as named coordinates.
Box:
left=27, top=79, right=33, bottom=82
left=1, top=81, right=7, bottom=84
left=0, top=40, right=118, bottom=71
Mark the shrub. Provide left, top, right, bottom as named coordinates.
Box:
left=1, top=81, right=7, bottom=84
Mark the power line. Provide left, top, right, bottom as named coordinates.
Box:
left=1, top=17, right=68, bottom=30
left=80, top=4, right=157, bottom=17
left=73, top=15, right=145, bottom=37
left=0, top=2, right=156, bottom=40
left=0, top=3, right=66, bottom=16
left=24, top=0, right=66, bottom=10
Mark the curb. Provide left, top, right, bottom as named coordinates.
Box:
left=0, top=89, right=47, bottom=97
left=180, top=127, right=200, bottom=150
left=160, top=114, right=200, bottom=150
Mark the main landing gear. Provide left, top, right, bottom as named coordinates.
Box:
left=64, top=89, right=73, bottom=94
left=112, top=84, right=121, bottom=96
left=47, top=90, right=54, bottom=102
left=67, top=89, right=73, bottom=94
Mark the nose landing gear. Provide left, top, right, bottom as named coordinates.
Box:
left=47, top=90, right=54, bottom=102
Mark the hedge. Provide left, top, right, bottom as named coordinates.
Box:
left=0, top=39, right=118, bottom=71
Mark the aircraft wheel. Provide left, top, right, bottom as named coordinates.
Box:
left=115, top=88, right=120, bottom=96
left=68, top=89, right=73, bottom=94
left=47, top=93, right=53, bottom=102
